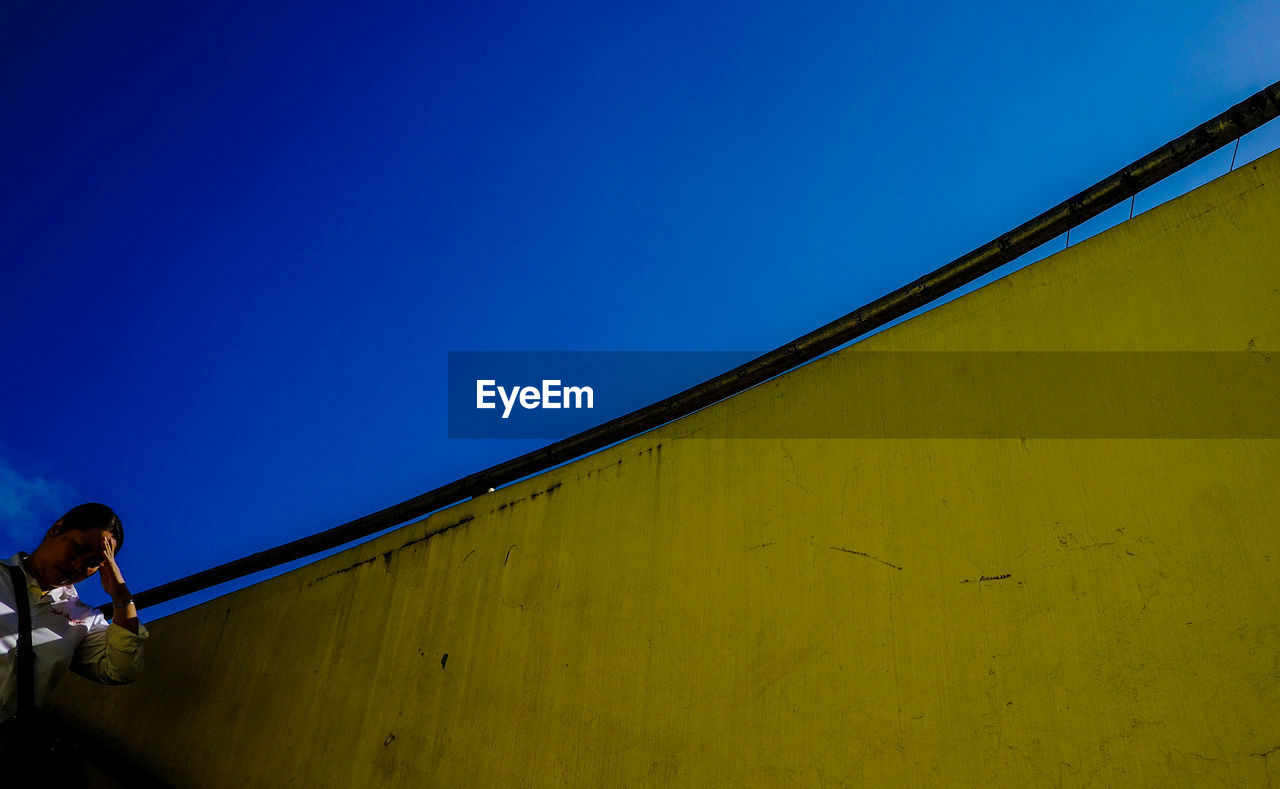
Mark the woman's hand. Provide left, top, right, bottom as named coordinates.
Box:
left=98, top=534, right=140, bottom=633
left=97, top=533, right=131, bottom=604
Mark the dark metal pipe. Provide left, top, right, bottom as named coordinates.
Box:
left=115, top=80, right=1280, bottom=614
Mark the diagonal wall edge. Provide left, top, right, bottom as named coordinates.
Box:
left=116, top=79, right=1280, bottom=614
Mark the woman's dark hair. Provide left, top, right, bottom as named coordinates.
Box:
left=56, top=502, right=125, bottom=553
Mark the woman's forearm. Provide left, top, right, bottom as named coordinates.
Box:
left=110, top=586, right=140, bottom=635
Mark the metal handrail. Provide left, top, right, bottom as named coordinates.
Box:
left=111, top=79, right=1280, bottom=615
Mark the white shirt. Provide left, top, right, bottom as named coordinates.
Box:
left=0, top=553, right=149, bottom=720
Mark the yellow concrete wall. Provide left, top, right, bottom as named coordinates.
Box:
left=52, top=151, right=1280, bottom=787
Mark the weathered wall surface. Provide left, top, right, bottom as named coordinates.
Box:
left=52, top=151, right=1280, bottom=787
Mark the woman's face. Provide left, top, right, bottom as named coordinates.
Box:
left=31, top=526, right=117, bottom=588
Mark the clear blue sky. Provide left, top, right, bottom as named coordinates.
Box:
left=2, top=1, right=1278, bottom=618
